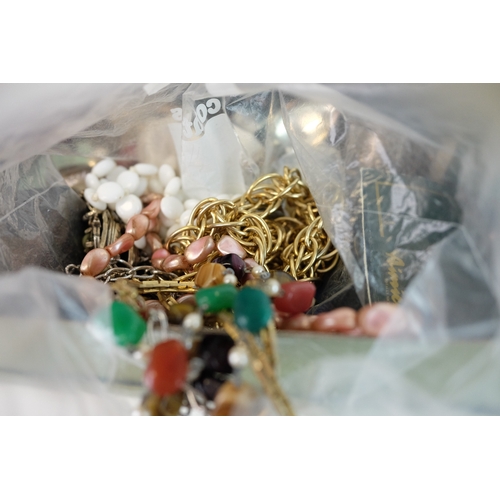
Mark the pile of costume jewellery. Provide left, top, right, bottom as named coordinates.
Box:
left=66, top=159, right=343, bottom=416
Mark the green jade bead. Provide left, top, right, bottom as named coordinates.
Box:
left=195, top=283, right=238, bottom=314
left=110, top=301, right=147, bottom=346
left=234, top=287, right=273, bottom=335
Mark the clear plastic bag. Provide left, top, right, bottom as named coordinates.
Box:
left=0, top=267, right=141, bottom=415
left=1, top=83, right=499, bottom=415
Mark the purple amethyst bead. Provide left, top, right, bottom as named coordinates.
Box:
left=213, top=253, right=247, bottom=281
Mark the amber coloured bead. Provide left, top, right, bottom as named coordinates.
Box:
left=195, top=262, right=226, bottom=288
left=167, top=303, right=196, bottom=324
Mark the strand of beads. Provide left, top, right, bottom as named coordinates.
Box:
left=83, top=157, right=243, bottom=243
left=79, top=197, right=163, bottom=276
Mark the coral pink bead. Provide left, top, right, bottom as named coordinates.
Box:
left=217, top=235, right=247, bottom=258
left=281, top=313, right=316, bottom=331
left=151, top=248, right=170, bottom=269
left=105, top=233, right=135, bottom=257
left=141, top=198, right=162, bottom=219
left=146, top=233, right=164, bottom=252
left=161, top=254, right=190, bottom=273
left=125, top=214, right=149, bottom=240
left=80, top=248, right=111, bottom=277
left=311, top=308, right=357, bottom=333
left=273, top=281, right=316, bottom=315
left=185, top=235, right=215, bottom=264
left=357, top=303, right=399, bottom=337
left=144, top=339, right=188, bottom=396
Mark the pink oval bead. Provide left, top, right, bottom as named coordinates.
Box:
left=141, top=198, right=161, bottom=219
left=151, top=248, right=170, bottom=269
left=105, top=233, right=135, bottom=257
left=311, top=308, right=357, bottom=333
left=161, top=254, right=190, bottom=273
left=217, top=235, right=247, bottom=259
left=281, top=313, right=315, bottom=331
left=185, top=235, right=215, bottom=264
left=80, top=248, right=111, bottom=277
left=146, top=233, right=164, bottom=252
left=125, top=214, right=149, bottom=240
left=357, top=303, right=399, bottom=337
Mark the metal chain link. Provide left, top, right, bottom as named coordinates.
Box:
left=165, top=167, right=339, bottom=280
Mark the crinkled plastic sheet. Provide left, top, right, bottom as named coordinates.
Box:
left=1, top=83, right=500, bottom=415
left=0, top=267, right=141, bottom=415
left=0, top=155, right=86, bottom=272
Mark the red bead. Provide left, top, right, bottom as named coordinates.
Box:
left=144, top=340, right=188, bottom=396
left=273, top=281, right=316, bottom=315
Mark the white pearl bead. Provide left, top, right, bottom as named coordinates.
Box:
left=251, top=265, right=266, bottom=278
left=148, top=177, right=165, bottom=194
left=179, top=209, right=192, bottom=227
left=176, top=189, right=186, bottom=203
left=84, top=188, right=107, bottom=210
left=92, top=158, right=116, bottom=178
left=85, top=172, right=100, bottom=189
left=228, top=345, right=249, bottom=369
left=158, top=163, right=176, bottom=186
left=159, top=212, right=176, bottom=228
left=182, top=312, right=203, bottom=333
left=134, top=236, right=147, bottom=249
left=117, top=170, right=140, bottom=193
left=96, top=181, right=125, bottom=204
left=115, top=194, right=143, bottom=223
left=134, top=163, right=158, bottom=176
left=160, top=195, right=184, bottom=220
left=184, top=198, right=200, bottom=211
left=223, top=273, right=238, bottom=285
left=263, top=278, right=282, bottom=297
left=133, top=177, right=148, bottom=197
left=164, top=176, right=182, bottom=196
left=106, top=166, right=126, bottom=182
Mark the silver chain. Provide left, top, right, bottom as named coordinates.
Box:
left=65, top=259, right=181, bottom=284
